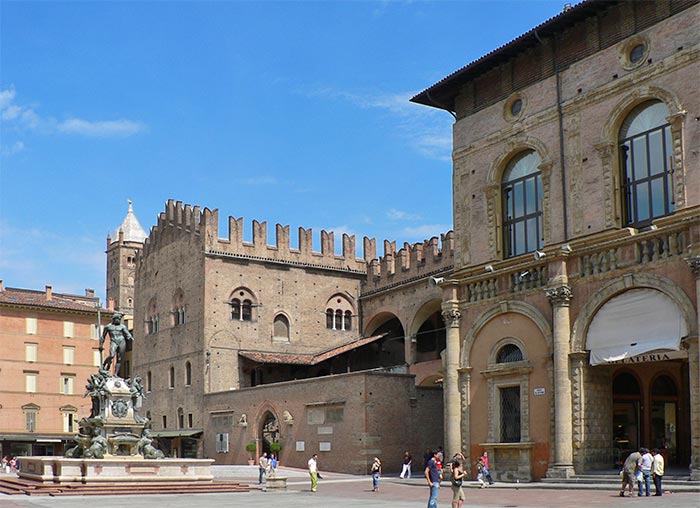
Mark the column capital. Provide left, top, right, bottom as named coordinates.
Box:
left=546, top=285, right=573, bottom=306
left=686, top=255, right=700, bottom=277
left=442, top=308, right=462, bottom=328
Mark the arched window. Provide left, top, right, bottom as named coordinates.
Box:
left=242, top=299, right=252, bottom=321
left=344, top=310, right=353, bottom=331
left=169, top=366, right=175, bottom=389
left=619, top=100, right=674, bottom=227
left=231, top=299, right=241, bottom=320
left=496, top=343, right=524, bottom=363
left=230, top=289, right=256, bottom=322
left=172, top=290, right=185, bottom=326
left=325, top=294, right=355, bottom=332
left=146, top=299, right=158, bottom=335
left=177, top=408, right=184, bottom=429
left=185, top=361, right=192, bottom=386
left=502, top=150, right=542, bottom=258
left=273, top=314, right=290, bottom=340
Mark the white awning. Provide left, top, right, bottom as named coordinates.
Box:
left=586, top=289, right=687, bottom=366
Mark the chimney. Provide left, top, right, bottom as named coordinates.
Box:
left=45, top=285, right=53, bottom=300
left=0, top=279, right=3, bottom=291
left=85, top=288, right=95, bottom=298
left=107, top=298, right=115, bottom=311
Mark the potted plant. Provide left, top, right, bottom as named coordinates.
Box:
left=246, top=441, right=256, bottom=465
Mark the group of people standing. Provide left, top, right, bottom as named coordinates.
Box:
left=1, top=456, right=17, bottom=474
left=423, top=448, right=494, bottom=508
left=256, top=452, right=279, bottom=485
left=620, top=447, right=665, bottom=497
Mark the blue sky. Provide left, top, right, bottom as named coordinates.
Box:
left=1, top=0, right=564, bottom=299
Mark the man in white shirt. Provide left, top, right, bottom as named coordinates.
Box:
left=308, top=454, right=318, bottom=492
left=651, top=448, right=665, bottom=496
left=639, top=447, right=654, bottom=496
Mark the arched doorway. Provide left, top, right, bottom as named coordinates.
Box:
left=650, top=374, right=679, bottom=465
left=612, top=372, right=642, bottom=467
left=259, top=411, right=280, bottom=456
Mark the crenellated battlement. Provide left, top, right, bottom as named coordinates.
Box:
left=363, top=231, right=455, bottom=293
left=143, top=200, right=375, bottom=272
left=142, top=200, right=454, bottom=282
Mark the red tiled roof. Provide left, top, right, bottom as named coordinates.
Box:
left=239, top=333, right=386, bottom=365
left=0, top=287, right=109, bottom=315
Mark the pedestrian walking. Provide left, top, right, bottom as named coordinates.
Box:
left=370, top=457, right=382, bottom=492
left=425, top=450, right=442, bottom=508
left=652, top=448, right=664, bottom=496
left=450, top=458, right=466, bottom=508
left=399, top=451, right=412, bottom=479
left=480, top=451, right=494, bottom=484
left=476, top=457, right=487, bottom=488
left=308, top=453, right=319, bottom=492
left=258, top=452, right=268, bottom=484
left=619, top=449, right=642, bottom=497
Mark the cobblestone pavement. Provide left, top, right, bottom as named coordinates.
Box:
left=1, top=476, right=699, bottom=508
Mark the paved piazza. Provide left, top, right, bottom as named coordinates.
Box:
left=1, top=475, right=698, bottom=508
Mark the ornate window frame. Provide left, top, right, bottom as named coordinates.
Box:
left=618, top=35, right=650, bottom=71
left=482, top=337, right=532, bottom=444
left=485, top=138, right=553, bottom=259
left=598, top=87, right=686, bottom=229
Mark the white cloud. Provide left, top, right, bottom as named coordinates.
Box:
left=302, top=85, right=453, bottom=162
left=386, top=208, right=422, bottom=221
left=399, top=223, right=452, bottom=239
left=242, top=175, right=280, bottom=185
left=57, top=118, right=146, bottom=138
left=0, top=87, right=146, bottom=139
left=1, top=141, right=25, bottom=156
left=0, top=219, right=106, bottom=297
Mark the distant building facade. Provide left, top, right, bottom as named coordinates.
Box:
left=131, top=201, right=453, bottom=470
left=412, top=0, right=699, bottom=480
left=106, top=200, right=148, bottom=378
left=0, top=282, right=111, bottom=458
left=127, top=0, right=699, bottom=480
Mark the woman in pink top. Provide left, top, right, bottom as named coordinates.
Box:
left=480, top=451, right=494, bottom=485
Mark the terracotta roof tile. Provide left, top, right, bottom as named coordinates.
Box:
left=239, top=333, right=386, bottom=365
left=0, top=287, right=109, bottom=315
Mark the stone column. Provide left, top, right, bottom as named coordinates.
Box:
left=545, top=283, right=575, bottom=478
left=686, top=256, right=700, bottom=480
left=442, top=305, right=462, bottom=460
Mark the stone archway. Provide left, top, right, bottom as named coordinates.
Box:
left=259, top=410, right=279, bottom=456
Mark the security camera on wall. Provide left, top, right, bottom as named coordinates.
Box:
left=484, top=264, right=495, bottom=273
left=534, top=250, right=547, bottom=261
left=430, top=276, right=445, bottom=286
